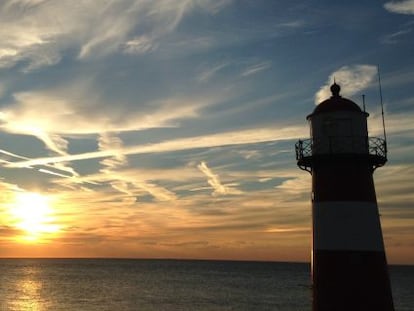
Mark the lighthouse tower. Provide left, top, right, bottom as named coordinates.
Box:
left=295, top=83, right=394, bottom=310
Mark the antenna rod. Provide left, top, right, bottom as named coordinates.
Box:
left=362, top=94, right=366, bottom=112
left=377, top=65, right=387, bottom=151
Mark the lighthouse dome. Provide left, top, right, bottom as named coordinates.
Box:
left=311, top=83, right=362, bottom=116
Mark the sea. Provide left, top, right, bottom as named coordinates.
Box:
left=0, top=259, right=412, bottom=311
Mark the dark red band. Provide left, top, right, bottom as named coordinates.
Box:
left=312, top=160, right=376, bottom=202
left=312, top=250, right=394, bottom=311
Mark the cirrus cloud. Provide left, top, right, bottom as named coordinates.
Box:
left=315, top=64, right=377, bottom=104
left=384, top=0, right=414, bottom=15
left=0, top=0, right=232, bottom=71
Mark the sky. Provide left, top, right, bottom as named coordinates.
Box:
left=0, top=0, right=413, bottom=264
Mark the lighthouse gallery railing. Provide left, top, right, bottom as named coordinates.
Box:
left=295, top=136, right=387, bottom=169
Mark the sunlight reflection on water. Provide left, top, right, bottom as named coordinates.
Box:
left=7, top=266, right=45, bottom=311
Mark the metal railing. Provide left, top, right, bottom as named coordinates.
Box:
left=295, top=139, right=312, bottom=161
left=295, top=136, right=387, bottom=169
left=368, top=137, right=388, bottom=159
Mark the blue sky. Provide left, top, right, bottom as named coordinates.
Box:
left=0, top=0, right=413, bottom=263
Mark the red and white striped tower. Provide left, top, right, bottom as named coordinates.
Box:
left=295, top=83, right=394, bottom=311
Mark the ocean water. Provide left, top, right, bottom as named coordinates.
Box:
left=0, top=259, right=412, bottom=311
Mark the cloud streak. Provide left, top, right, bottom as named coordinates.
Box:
left=6, top=125, right=307, bottom=168
left=384, top=0, right=414, bottom=15
left=314, top=65, right=377, bottom=104
left=0, top=83, right=230, bottom=157
left=381, top=28, right=412, bottom=44
left=241, top=61, right=272, bottom=77
left=197, top=161, right=241, bottom=196
left=0, top=0, right=232, bottom=70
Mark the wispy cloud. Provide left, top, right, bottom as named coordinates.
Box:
left=98, top=133, right=131, bottom=195
left=197, top=62, right=230, bottom=83
left=197, top=0, right=234, bottom=14
left=0, top=83, right=227, bottom=153
left=197, top=161, right=241, bottom=196
left=384, top=0, right=414, bottom=15
left=134, top=181, right=177, bottom=202
left=0, top=0, right=232, bottom=70
left=196, top=59, right=272, bottom=83
left=265, top=227, right=309, bottom=233
left=0, top=148, right=77, bottom=178
left=98, top=133, right=128, bottom=173
left=122, top=35, right=157, bottom=55
left=381, top=28, right=412, bottom=44
left=315, top=64, right=377, bottom=104
left=241, top=61, right=272, bottom=77
left=96, top=133, right=176, bottom=202
left=6, top=124, right=307, bottom=168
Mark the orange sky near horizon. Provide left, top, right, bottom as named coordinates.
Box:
left=1, top=171, right=413, bottom=266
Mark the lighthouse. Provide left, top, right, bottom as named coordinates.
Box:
left=295, top=83, right=394, bottom=310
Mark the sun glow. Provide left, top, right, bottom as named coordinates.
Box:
left=10, top=192, right=60, bottom=242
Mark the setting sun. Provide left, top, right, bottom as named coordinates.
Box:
left=10, top=192, right=60, bottom=242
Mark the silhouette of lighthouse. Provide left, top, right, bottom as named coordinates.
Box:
left=295, top=83, right=394, bottom=310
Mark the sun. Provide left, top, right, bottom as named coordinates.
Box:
left=10, top=192, right=60, bottom=242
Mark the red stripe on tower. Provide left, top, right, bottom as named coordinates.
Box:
left=295, top=83, right=394, bottom=311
